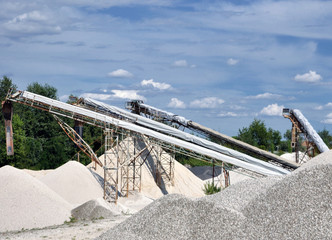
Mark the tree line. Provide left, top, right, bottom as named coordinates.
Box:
left=0, top=76, right=103, bottom=169
left=0, top=76, right=331, bottom=169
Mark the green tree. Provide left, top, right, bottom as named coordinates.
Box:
left=237, top=119, right=281, bottom=152
left=318, top=129, right=332, bottom=148
left=0, top=76, right=17, bottom=101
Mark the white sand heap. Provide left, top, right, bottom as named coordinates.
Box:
left=0, top=165, right=71, bottom=232
left=89, top=137, right=205, bottom=199
left=97, top=150, right=332, bottom=240
left=23, top=169, right=53, bottom=179
left=281, top=151, right=310, bottom=163
left=40, top=161, right=104, bottom=207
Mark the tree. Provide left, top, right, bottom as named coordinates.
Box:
left=318, top=129, right=332, bottom=149
left=237, top=119, right=282, bottom=152
left=0, top=76, right=17, bottom=101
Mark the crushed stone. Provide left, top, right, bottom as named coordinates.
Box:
left=96, top=150, right=332, bottom=240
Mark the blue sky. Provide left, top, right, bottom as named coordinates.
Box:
left=1, top=0, right=332, bottom=137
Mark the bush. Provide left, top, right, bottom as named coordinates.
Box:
left=203, top=181, right=221, bottom=195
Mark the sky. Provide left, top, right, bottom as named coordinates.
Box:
left=1, top=0, right=332, bottom=137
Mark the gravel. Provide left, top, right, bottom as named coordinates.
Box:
left=96, top=150, right=332, bottom=240
left=71, top=198, right=122, bottom=221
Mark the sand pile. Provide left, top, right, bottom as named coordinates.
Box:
left=72, top=198, right=121, bottom=220
left=0, top=165, right=71, bottom=232
left=24, top=169, right=53, bottom=179
left=281, top=151, right=310, bottom=163
left=40, top=161, right=103, bottom=207
left=97, top=150, right=332, bottom=239
left=165, top=160, right=204, bottom=197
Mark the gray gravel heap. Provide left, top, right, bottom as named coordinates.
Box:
left=72, top=199, right=121, bottom=221
left=96, top=150, right=332, bottom=240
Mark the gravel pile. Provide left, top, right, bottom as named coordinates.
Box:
left=40, top=161, right=103, bottom=207
left=97, top=194, right=245, bottom=240
left=0, top=166, right=71, bottom=232
left=97, top=150, right=332, bottom=240
left=72, top=198, right=121, bottom=220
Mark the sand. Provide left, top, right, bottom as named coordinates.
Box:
left=40, top=161, right=104, bottom=207
left=0, top=165, right=71, bottom=232
left=281, top=151, right=310, bottom=163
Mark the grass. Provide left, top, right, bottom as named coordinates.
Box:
left=64, top=216, right=77, bottom=225
left=203, top=181, right=221, bottom=195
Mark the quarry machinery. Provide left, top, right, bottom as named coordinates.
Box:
left=4, top=90, right=292, bottom=202
left=125, top=100, right=299, bottom=170
left=283, top=108, right=329, bottom=163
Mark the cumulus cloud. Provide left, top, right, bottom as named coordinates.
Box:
left=246, top=92, right=282, bottom=99
left=141, top=79, right=171, bottom=90
left=80, top=90, right=145, bottom=101
left=4, top=10, right=61, bottom=37
left=168, top=98, right=186, bottom=109
left=294, top=70, right=322, bottom=83
left=227, top=58, right=239, bottom=65
left=322, top=119, right=332, bottom=124
left=80, top=93, right=112, bottom=100
left=326, top=102, right=332, bottom=108
left=218, top=112, right=238, bottom=117
left=108, top=69, right=133, bottom=78
left=314, top=105, right=323, bottom=110
left=10, top=11, right=47, bottom=23
left=260, top=103, right=284, bottom=116
left=173, top=60, right=188, bottom=67
left=111, top=90, right=145, bottom=100
left=322, top=113, right=332, bottom=124
left=190, top=97, right=225, bottom=109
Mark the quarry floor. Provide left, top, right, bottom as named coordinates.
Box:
left=1, top=215, right=130, bottom=240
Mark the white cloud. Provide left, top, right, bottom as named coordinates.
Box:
left=168, top=98, right=186, bottom=109
left=190, top=97, right=225, bottom=109
left=80, top=93, right=111, bottom=100
left=80, top=90, right=145, bottom=101
left=4, top=10, right=61, bottom=36
left=111, top=90, right=145, bottom=101
left=141, top=79, right=171, bottom=90
left=260, top=103, right=284, bottom=116
left=326, top=103, right=332, bottom=108
left=59, top=94, right=69, bottom=102
left=108, top=69, right=133, bottom=78
left=294, top=70, right=322, bottom=83
left=246, top=92, right=282, bottom=99
left=173, top=60, right=188, bottom=67
left=218, top=112, right=238, bottom=117
left=227, top=58, right=239, bottom=65
left=11, top=11, right=47, bottom=23
left=314, top=105, right=323, bottom=110
left=326, top=113, right=332, bottom=119
left=322, top=119, right=332, bottom=124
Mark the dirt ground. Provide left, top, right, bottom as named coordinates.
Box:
left=0, top=215, right=130, bottom=240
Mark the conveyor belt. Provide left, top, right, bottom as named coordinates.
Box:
left=7, top=91, right=290, bottom=176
